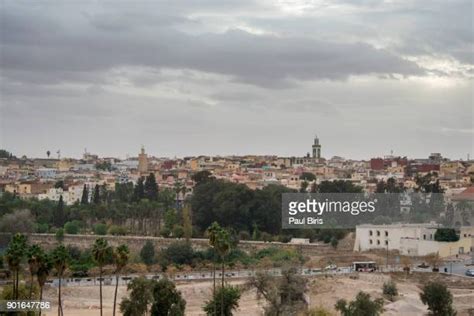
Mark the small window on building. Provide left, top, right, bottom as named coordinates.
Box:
left=377, top=240, right=380, bottom=245
left=377, top=230, right=380, bottom=236
left=385, top=240, right=388, bottom=245
left=423, top=234, right=426, bottom=240
left=369, top=230, right=373, bottom=236
left=369, top=239, right=373, bottom=245
left=385, top=231, right=388, bottom=237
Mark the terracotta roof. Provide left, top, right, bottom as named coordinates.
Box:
left=452, top=186, right=474, bottom=201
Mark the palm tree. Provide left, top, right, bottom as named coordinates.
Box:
left=51, top=245, right=69, bottom=316
left=37, top=252, right=52, bottom=316
left=207, top=222, right=221, bottom=316
left=92, top=238, right=110, bottom=316
left=215, top=229, right=231, bottom=316
left=27, top=245, right=43, bottom=299
left=5, top=233, right=27, bottom=300
left=112, top=244, right=129, bottom=316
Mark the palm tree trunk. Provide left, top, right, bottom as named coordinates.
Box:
left=15, top=269, right=19, bottom=300
left=213, top=262, right=216, bottom=316
left=29, top=273, right=34, bottom=299
left=99, top=267, right=103, bottom=316
left=113, top=273, right=119, bottom=316
left=221, top=259, right=225, bottom=316
left=11, top=270, right=16, bottom=301
left=39, top=286, right=43, bottom=316
left=58, top=277, right=62, bottom=316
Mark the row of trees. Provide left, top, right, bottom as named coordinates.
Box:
left=3, top=233, right=129, bottom=316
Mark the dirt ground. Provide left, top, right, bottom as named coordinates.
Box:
left=37, top=272, right=474, bottom=316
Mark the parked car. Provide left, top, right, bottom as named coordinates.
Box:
left=465, top=269, right=474, bottom=277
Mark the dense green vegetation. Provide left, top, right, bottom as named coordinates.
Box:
left=0, top=173, right=363, bottom=244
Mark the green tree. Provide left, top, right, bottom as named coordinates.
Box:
left=93, top=184, right=101, bottom=205
left=0, top=209, right=35, bottom=233
left=36, top=251, right=52, bottom=316
left=80, top=184, right=89, bottom=204
left=5, top=233, right=28, bottom=300
left=182, top=204, right=193, bottom=240
left=335, top=292, right=384, bottom=316
left=54, top=195, right=66, bottom=227
left=0, top=149, right=13, bottom=158
left=249, top=267, right=308, bottom=315
left=420, top=281, right=456, bottom=316
left=318, top=180, right=363, bottom=193
left=133, top=177, right=145, bottom=202
left=192, top=170, right=213, bottom=184
left=299, top=172, right=316, bottom=182
left=150, top=278, right=186, bottom=316
left=144, top=173, right=159, bottom=201
left=120, top=277, right=154, bottom=316
left=434, top=228, right=459, bottom=242
left=92, top=238, right=111, bottom=316
left=140, top=240, right=156, bottom=266
left=204, top=285, right=241, bottom=316
left=51, top=244, right=70, bottom=316
left=113, top=244, right=129, bottom=316
left=26, top=245, right=43, bottom=299
left=54, top=180, right=64, bottom=189
left=207, top=222, right=225, bottom=315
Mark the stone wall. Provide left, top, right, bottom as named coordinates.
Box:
left=1, top=233, right=331, bottom=255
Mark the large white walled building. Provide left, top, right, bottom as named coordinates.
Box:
left=354, top=223, right=474, bottom=257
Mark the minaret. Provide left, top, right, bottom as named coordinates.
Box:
left=312, top=135, right=321, bottom=159
left=138, top=146, right=149, bottom=174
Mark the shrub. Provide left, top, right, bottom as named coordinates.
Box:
left=305, top=306, right=333, bottom=316
left=160, top=227, right=171, bottom=238
left=64, top=220, right=82, bottom=234
left=140, top=241, right=156, bottom=266
left=203, top=285, right=241, bottom=316
left=434, top=228, right=459, bottom=242
left=55, top=228, right=64, bottom=242
left=108, top=225, right=127, bottom=236
left=172, top=225, right=184, bottom=238
left=420, top=281, right=456, bottom=316
left=335, top=292, right=384, bottom=316
left=93, top=223, right=108, bottom=235
left=159, top=241, right=194, bottom=268
left=35, top=222, right=49, bottom=233
left=238, top=230, right=250, bottom=241
left=382, top=280, right=398, bottom=301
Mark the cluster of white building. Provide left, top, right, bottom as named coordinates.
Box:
left=354, top=223, right=474, bottom=257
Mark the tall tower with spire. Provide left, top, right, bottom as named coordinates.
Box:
left=312, top=135, right=321, bottom=159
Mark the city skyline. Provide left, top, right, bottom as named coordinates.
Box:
left=1, top=0, right=473, bottom=160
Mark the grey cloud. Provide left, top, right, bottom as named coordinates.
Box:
left=1, top=5, right=423, bottom=88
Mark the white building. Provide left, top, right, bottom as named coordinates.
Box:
left=354, top=223, right=438, bottom=252
left=38, top=185, right=85, bottom=205
left=354, top=223, right=474, bottom=257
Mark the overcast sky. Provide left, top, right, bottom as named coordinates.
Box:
left=1, top=0, right=472, bottom=160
